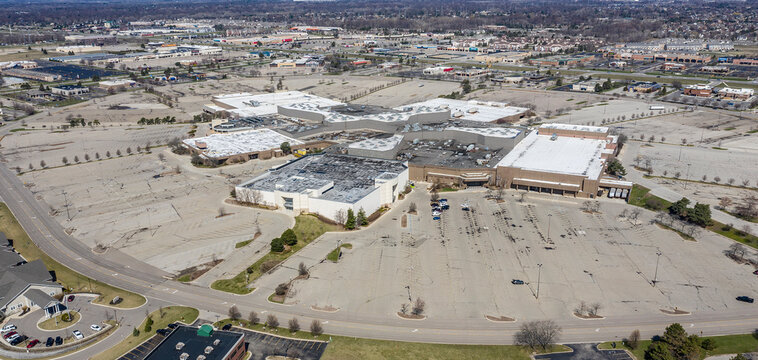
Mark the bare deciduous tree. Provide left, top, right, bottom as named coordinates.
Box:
left=310, top=320, right=323, bottom=337
left=298, top=262, right=308, bottom=276
left=411, top=298, right=425, bottom=316
left=288, top=317, right=300, bottom=333
left=265, top=314, right=279, bottom=329
left=515, top=320, right=562, bottom=350
left=228, top=305, right=241, bottom=320
left=248, top=311, right=259, bottom=325
left=628, top=329, right=641, bottom=349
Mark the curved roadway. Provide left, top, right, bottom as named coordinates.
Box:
left=1, top=127, right=758, bottom=348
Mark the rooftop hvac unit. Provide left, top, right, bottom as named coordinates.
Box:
left=204, top=346, right=214, bottom=354
left=176, top=342, right=186, bottom=350
left=213, top=339, right=221, bottom=346
left=197, top=356, right=206, bottom=360
left=179, top=353, right=189, bottom=360
left=467, top=107, right=478, bottom=114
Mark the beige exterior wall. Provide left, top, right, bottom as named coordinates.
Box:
left=4, top=285, right=62, bottom=315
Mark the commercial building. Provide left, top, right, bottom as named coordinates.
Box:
left=182, top=128, right=328, bottom=164
left=699, top=66, right=729, bottom=74
left=496, top=124, right=622, bottom=198
left=204, top=91, right=344, bottom=118
left=51, top=85, right=90, bottom=96
left=144, top=324, right=246, bottom=360
left=571, top=80, right=602, bottom=92
left=236, top=153, right=408, bottom=222
left=0, top=235, right=64, bottom=318
left=528, top=54, right=595, bottom=67
left=422, top=66, right=454, bottom=75
left=732, top=58, right=758, bottom=66
left=717, top=87, right=754, bottom=100
left=684, top=84, right=713, bottom=97
left=629, top=82, right=662, bottom=93
left=0, top=68, right=61, bottom=82
left=661, top=62, right=686, bottom=71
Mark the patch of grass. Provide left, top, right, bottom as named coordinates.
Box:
left=0, top=203, right=146, bottom=308
left=708, top=221, right=758, bottom=249
left=177, top=274, right=192, bottom=282
left=566, top=98, right=574, bottom=101
left=212, top=215, right=342, bottom=294
left=9, top=128, right=41, bottom=132
left=747, top=129, right=758, bottom=134
left=214, top=318, right=567, bottom=359
left=628, top=184, right=672, bottom=211
left=439, top=187, right=459, bottom=192
left=267, top=293, right=284, bottom=304
left=235, top=239, right=253, bottom=248
left=724, top=127, right=736, bottom=131
left=90, top=306, right=198, bottom=360
left=599, top=333, right=758, bottom=360
left=326, top=243, right=352, bottom=263
left=712, top=146, right=728, bottom=150
left=38, top=311, right=80, bottom=330
left=576, top=100, right=587, bottom=105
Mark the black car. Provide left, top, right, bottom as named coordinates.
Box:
left=10, top=335, right=27, bottom=346
left=156, top=328, right=170, bottom=336
left=45, top=337, right=54, bottom=347
left=167, top=323, right=178, bottom=329
left=736, top=296, right=755, bottom=303
left=222, top=323, right=233, bottom=330
left=511, top=279, right=525, bottom=285
left=55, top=336, right=63, bottom=345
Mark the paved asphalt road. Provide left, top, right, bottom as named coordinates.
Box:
left=1, top=124, right=758, bottom=358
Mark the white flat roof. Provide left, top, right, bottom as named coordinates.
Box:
left=497, top=131, right=608, bottom=180
left=398, top=98, right=529, bottom=123
left=211, top=91, right=344, bottom=117
left=539, top=123, right=609, bottom=134
left=447, top=126, right=522, bottom=138
left=348, top=134, right=405, bottom=151
left=281, top=102, right=447, bottom=123
left=183, top=128, right=303, bottom=158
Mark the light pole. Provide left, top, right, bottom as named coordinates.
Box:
left=547, top=214, right=552, bottom=242
left=684, top=163, right=691, bottom=190
left=653, top=251, right=662, bottom=287
left=536, top=263, right=543, bottom=299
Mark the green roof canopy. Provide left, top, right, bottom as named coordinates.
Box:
left=197, top=324, right=214, bottom=337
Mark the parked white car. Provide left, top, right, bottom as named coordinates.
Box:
left=90, top=324, right=102, bottom=332
left=72, top=330, right=83, bottom=340
left=1, top=324, right=16, bottom=332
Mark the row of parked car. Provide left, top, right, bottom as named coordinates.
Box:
left=1, top=320, right=101, bottom=349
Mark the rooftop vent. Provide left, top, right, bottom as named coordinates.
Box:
left=213, top=339, right=221, bottom=346
left=180, top=353, right=189, bottom=360
left=204, top=346, right=214, bottom=354
left=176, top=342, right=186, bottom=351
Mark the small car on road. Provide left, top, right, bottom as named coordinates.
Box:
left=55, top=336, right=63, bottom=345
left=26, top=339, right=39, bottom=348
left=9, top=335, right=26, bottom=346
left=45, top=337, right=54, bottom=347
left=736, top=296, right=755, bottom=303
left=511, top=279, right=525, bottom=285
left=72, top=330, right=83, bottom=340
left=67, top=295, right=75, bottom=302
left=3, top=331, right=17, bottom=339
left=90, top=324, right=102, bottom=332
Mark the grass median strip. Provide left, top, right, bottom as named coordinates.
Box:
left=0, top=202, right=146, bottom=308
left=91, top=306, right=198, bottom=360
left=212, top=214, right=342, bottom=295
left=214, top=318, right=568, bottom=360
left=327, top=243, right=352, bottom=263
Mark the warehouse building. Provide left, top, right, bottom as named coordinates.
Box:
left=51, top=85, right=90, bottom=96
left=236, top=154, right=408, bottom=222
left=496, top=124, right=622, bottom=198
left=203, top=91, right=344, bottom=118
left=347, top=134, right=405, bottom=159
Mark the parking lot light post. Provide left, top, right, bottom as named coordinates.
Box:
left=547, top=214, right=552, bottom=241
left=653, top=251, right=662, bottom=287
left=684, top=163, right=691, bottom=190
left=536, top=263, right=543, bottom=300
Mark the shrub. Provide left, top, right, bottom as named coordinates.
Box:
left=270, top=237, right=284, bottom=252
left=260, top=260, right=280, bottom=273
left=275, top=283, right=289, bottom=296
left=133, top=327, right=140, bottom=337
left=281, top=229, right=297, bottom=246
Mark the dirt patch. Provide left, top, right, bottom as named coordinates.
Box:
left=176, top=259, right=223, bottom=282
left=269, top=294, right=286, bottom=303
left=401, top=214, right=407, bottom=228
left=397, top=312, right=426, bottom=320
left=573, top=312, right=605, bottom=319
left=485, top=315, right=515, bottom=322
left=660, top=308, right=690, bottom=315
left=310, top=305, right=339, bottom=313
